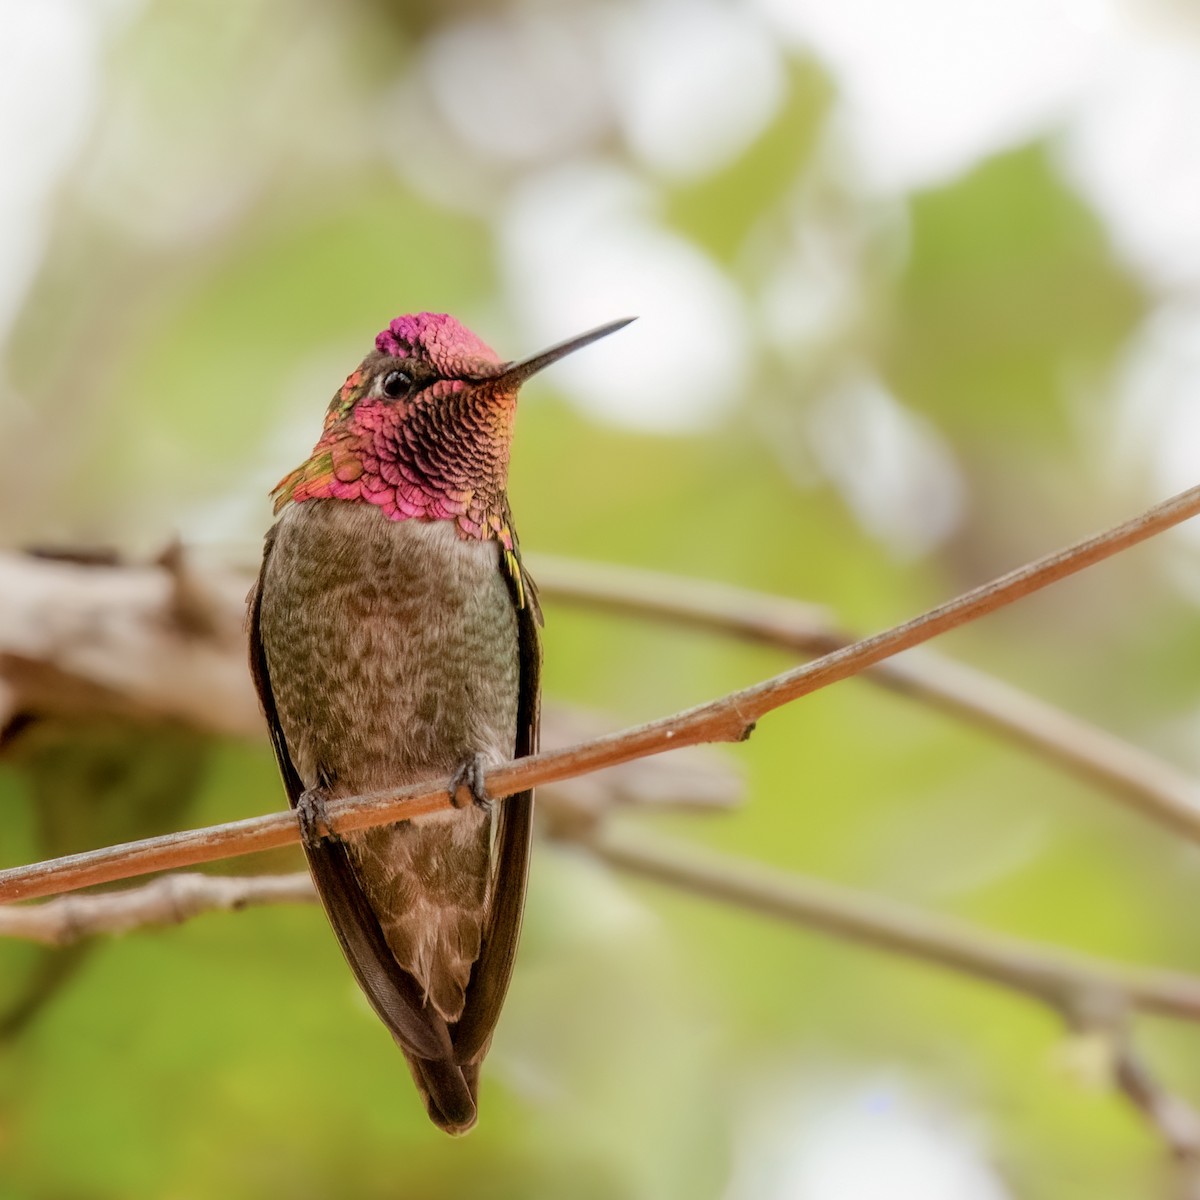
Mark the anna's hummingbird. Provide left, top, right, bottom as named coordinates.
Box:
left=248, top=311, right=631, bottom=1134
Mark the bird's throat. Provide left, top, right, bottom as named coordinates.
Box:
left=272, top=397, right=514, bottom=545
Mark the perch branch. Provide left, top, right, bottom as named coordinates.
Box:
left=2, top=480, right=1199, bottom=903
left=535, top=557, right=1200, bottom=842
left=12, top=831, right=1200, bottom=1024
left=6, top=504, right=1200, bottom=850
left=9, top=815, right=1200, bottom=1174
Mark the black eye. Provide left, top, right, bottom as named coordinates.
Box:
left=381, top=369, right=411, bottom=399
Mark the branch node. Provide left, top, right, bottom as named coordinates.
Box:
left=157, top=538, right=224, bottom=639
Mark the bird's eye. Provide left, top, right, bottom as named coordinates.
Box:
left=381, top=369, right=411, bottom=399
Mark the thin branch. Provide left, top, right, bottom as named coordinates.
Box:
left=587, top=820, right=1200, bottom=1190
left=534, top=557, right=1200, bottom=842
left=14, top=833, right=1200, bottom=1024
left=1113, top=1042, right=1200, bottom=1166
left=5, top=508, right=1200, bottom=851
left=2, top=481, right=1200, bottom=903
left=0, top=548, right=254, bottom=736
left=579, top=824, right=1200, bottom=1023
left=0, top=873, right=316, bottom=944
left=1112, top=1039, right=1200, bottom=1200
left=9, top=821, right=1200, bottom=1179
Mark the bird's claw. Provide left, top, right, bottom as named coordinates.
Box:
left=297, top=787, right=338, bottom=848
left=449, top=755, right=491, bottom=811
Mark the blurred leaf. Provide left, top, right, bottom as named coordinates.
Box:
left=666, top=59, right=833, bottom=264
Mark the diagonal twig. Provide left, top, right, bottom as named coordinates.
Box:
left=2, top=480, right=1199, bottom=903
left=579, top=824, right=1200, bottom=1023
left=534, top=556, right=1200, bottom=842
left=1113, top=1042, right=1200, bottom=1166
left=584, top=822, right=1200, bottom=1188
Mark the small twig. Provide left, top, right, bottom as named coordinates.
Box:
left=1113, top=1042, right=1200, bottom=1165
left=1112, top=1038, right=1200, bottom=1199
left=588, top=822, right=1200, bottom=1179
left=8, top=820, right=1200, bottom=1179
left=580, top=824, right=1200, bottom=1023
left=534, top=557, right=1200, bottom=842
left=0, top=873, right=316, bottom=945
left=586, top=821, right=1200, bottom=1180
left=2, top=481, right=1200, bottom=903
left=7, top=826, right=1200, bottom=1024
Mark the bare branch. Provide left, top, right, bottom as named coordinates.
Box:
left=5, top=493, right=1200, bottom=848
left=1113, top=1043, right=1200, bottom=1166
left=9, top=813, right=1200, bottom=1178
left=1110, top=1039, right=1200, bottom=1199
left=8, top=824, right=1200, bottom=1026
left=2, top=481, right=1200, bottom=903
left=586, top=821, right=1200, bottom=1178
left=580, top=824, right=1200, bottom=1023
left=0, top=549, right=252, bottom=736
left=535, top=557, right=1200, bottom=842
left=0, top=873, right=315, bottom=945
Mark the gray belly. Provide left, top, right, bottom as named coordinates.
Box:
left=257, top=500, right=520, bottom=1019
left=258, top=500, right=520, bottom=795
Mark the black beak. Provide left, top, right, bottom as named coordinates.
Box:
left=494, top=317, right=636, bottom=388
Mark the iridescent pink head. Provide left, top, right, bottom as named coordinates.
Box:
left=273, top=311, right=633, bottom=542
left=374, top=312, right=503, bottom=377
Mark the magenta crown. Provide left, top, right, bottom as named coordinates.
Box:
left=375, top=312, right=503, bottom=377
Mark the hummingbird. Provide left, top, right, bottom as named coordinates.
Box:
left=248, top=311, right=632, bottom=1134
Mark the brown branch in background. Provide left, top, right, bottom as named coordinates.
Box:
left=9, top=820, right=1200, bottom=1027
left=0, top=547, right=254, bottom=737
left=1112, top=1040, right=1200, bottom=1199
left=534, top=556, right=1200, bottom=842
left=1113, top=1044, right=1200, bottom=1167
left=3, top=480, right=1200, bottom=903
left=576, top=824, right=1200, bottom=1022
left=6, top=503, right=1200, bottom=852
left=586, top=823, right=1200, bottom=1194
left=0, top=872, right=316, bottom=945
left=8, top=817, right=1200, bottom=1184
left=14, top=826, right=1200, bottom=1019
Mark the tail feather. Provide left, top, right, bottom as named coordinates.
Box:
left=404, top=1049, right=478, bottom=1135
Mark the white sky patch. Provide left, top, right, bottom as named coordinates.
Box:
left=1108, top=303, right=1200, bottom=551
left=604, top=0, right=785, bottom=180
left=760, top=222, right=862, bottom=353
left=727, top=1075, right=1011, bottom=1200
left=753, top=0, right=1119, bottom=193
left=499, top=162, right=750, bottom=432
left=807, top=371, right=965, bottom=558
left=1061, top=29, right=1200, bottom=290
left=423, top=11, right=608, bottom=164
left=0, top=0, right=105, bottom=345
left=758, top=190, right=906, bottom=355
left=424, top=0, right=784, bottom=180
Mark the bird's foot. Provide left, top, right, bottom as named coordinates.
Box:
left=448, top=754, right=491, bottom=811
left=296, top=787, right=339, bottom=848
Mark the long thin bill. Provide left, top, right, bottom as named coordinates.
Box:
left=495, top=317, right=636, bottom=387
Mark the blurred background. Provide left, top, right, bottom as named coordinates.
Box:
left=3, top=0, right=1200, bottom=1196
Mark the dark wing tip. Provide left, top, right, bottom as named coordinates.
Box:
left=409, top=1053, right=478, bottom=1134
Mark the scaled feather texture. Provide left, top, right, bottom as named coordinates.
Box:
left=249, top=312, right=543, bottom=1134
